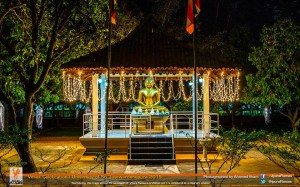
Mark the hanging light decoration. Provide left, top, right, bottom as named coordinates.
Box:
left=158, top=80, right=173, bottom=102
left=62, top=73, right=92, bottom=103
left=178, top=75, right=192, bottom=101
left=210, top=74, right=240, bottom=102
left=108, top=74, right=139, bottom=103
left=63, top=71, right=240, bottom=103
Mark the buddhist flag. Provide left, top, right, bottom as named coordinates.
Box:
left=110, top=0, right=117, bottom=24
left=186, top=0, right=201, bottom=34
left=195, top=0, right=201, bottom=17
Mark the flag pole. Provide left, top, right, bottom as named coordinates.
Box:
left=193, top=29, right=198, bottom=177
left=104, top=0, right=112, bottom=175
left=187, top=0, right=199, bottom=177
left=193, top=0, right=201, bottom=181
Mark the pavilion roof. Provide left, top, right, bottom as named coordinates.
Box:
left=61, top=17, right=241, bottom=78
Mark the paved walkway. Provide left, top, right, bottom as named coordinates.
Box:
left=1, top=136, right=299, bottom=186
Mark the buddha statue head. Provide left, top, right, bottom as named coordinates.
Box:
left=144, top=77, right=155, bottom=89
left=133, top=77, right=168, bottom=114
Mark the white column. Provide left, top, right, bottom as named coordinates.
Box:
left=203, top=73, right=210, bottom=137
left=92, top=74, right=99, bottom=137
left=100, top=74, right=106, bottom=133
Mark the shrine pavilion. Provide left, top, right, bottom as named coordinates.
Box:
left=61, top=18, right=241, bottom=164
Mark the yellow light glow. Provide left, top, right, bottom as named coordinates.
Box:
left=62, top=71, right=240, bottom=103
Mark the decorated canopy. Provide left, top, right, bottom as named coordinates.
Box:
left=61, top=18, right=241, bottom=103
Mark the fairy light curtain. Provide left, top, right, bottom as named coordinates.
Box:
left=108, top=76, right=194, bottom=103
left=63, top=74, right=92, bottom=103
left=62, top=73, right=240, bottom=103
left=210, top=76, right=240, bottom=102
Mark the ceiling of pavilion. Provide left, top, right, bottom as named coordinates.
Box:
left=61, top=17, right=241, bottom=77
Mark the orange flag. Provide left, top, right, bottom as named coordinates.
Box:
left=186, top=0, right=194, bottom=34
left=110, top=0, right=117, bottom=25
left=186, top=0, right=201, bottom=34
left=195, top=0, right=201, bottom=17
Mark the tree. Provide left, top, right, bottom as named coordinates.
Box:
left=0, top=0, right=139, bottom=173
left=33, top=147, right=75, bottom=186
left=181, top=129, right=264, bottom=187
left=219, top=102, right=242, bottom=128
left=243, top=19, right=300, bottom=131
left=257, top=131, right=300, bottom=182
left=0, top=127, right=27, bottom=186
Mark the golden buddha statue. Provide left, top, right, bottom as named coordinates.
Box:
left=134, top=77, right=168, bottom=114
left=132, top=77, right=169, bottom=134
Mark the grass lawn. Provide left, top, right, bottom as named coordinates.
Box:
left=40, top=127, right=82, bottom=137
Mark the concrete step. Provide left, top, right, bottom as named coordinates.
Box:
left=129, top=153, right=174, bottom=159
left=129, top=135, right=175, bottom=165
left=128, top=159, right=176, bottom=165
left=130, top=147, right=173, bottom=153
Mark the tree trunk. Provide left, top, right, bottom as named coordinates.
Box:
left=2, top=90, right=37, bottom=173
left=15, top=141, right=37, bottom=173
left=231, top=112, right=236, bottom=128
left=278, top=106, right=299, bottom=132
left=292, top=119, right=299, bottom=132
left=292, top=124, right=297, bottom=131
left=15, top=95, right=37, bottom=173
left=291, top=107, right=299, bottom=132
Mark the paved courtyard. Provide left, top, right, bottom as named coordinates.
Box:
left=1, top=136, right=299, bottom=186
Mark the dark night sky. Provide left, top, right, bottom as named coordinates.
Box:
left=125, top=0, right=300, bottom=37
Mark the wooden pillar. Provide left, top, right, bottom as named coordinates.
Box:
left=92, top=74, right=99, bottom=137
left=203, top=73, right=210, bottom=137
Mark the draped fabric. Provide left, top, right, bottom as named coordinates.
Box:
left=0, top=102, right=4, bottom=130
left=36, top=107, right=43, bottom=129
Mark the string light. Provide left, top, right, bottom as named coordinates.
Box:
left=63, top=71, right=240, bottom=103
left=178, top=75, right=192, bottom=101
left=63, top=74, right=92, bottom=103
left=210, top=75, right=240, bottom=102
left=158, top=80, right=172, bottom=102
left=108, top=75, right=140, bottom=103
left=107, top=74, right=195, bottom=103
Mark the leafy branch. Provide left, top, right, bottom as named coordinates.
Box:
left=180, top=129, right=264, bottom=187
left=257, top=131, right=300, bottom=182
left=33, top=146, right=75, bottom=174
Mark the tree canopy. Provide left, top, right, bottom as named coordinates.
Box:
left=243, top=19, right=300, bottom=131
left=0, top=0, right=139, bottom=173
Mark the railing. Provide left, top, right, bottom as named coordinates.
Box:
left=171, top=111, right=220, bottom=136
left=82, top=111, right=219, bottom=138
left=82, top=113, right=93, bottom=135
left=83, top=112, right=131, bottom=137
left=107, top=112, right=131, bottom=134
left=170, top=114, right=175, bottom=159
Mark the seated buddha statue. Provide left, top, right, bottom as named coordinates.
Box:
left=134, top=77, right=168, bottom=114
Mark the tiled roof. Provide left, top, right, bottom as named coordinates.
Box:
left=61, top=18, right=241, bottom=71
